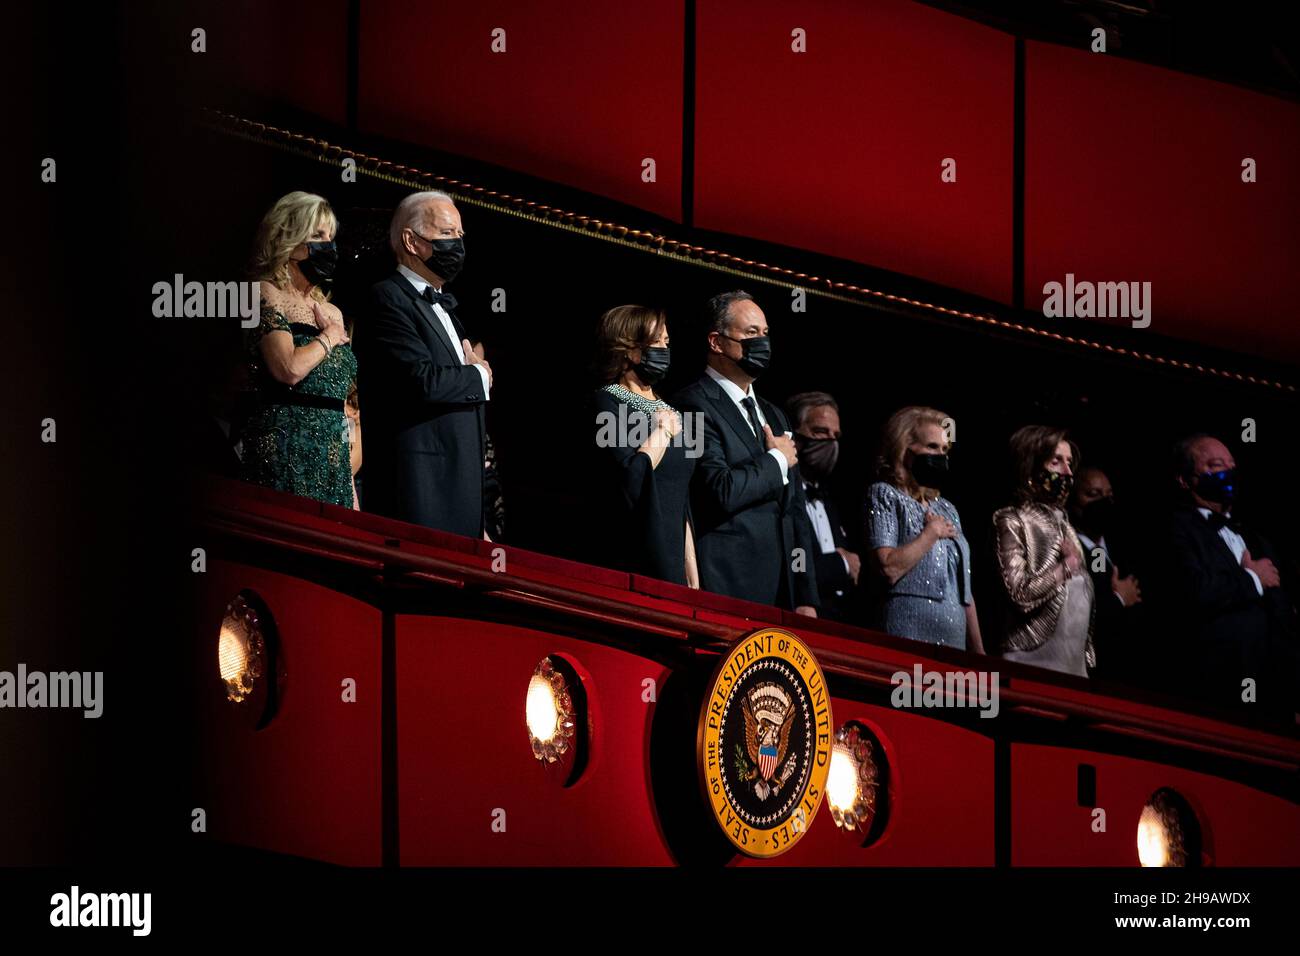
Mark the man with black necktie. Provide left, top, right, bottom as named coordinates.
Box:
left=353, top=191, right=494, bottom=539
left=673, top=291, right=819, bottom=615
left=1166, top=434, right=1298, bottom=720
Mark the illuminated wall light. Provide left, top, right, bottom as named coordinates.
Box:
left=1137, top=788, right=1201, bottom=867
left=525, top=657, right=577, bottom=764
left=216, top=591, right=282, bottom=729
left=1137, top=805, right=1169, bottom=867
left=827, top=746, right=859, bottom=811
left=826, top=721, right=885, bottom=838
left=218, top=595, right=265, bottom=704
left=526, top=673, right=560, bottom=746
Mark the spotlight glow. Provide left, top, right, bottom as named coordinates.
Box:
left=526, top=673, right=560, bottom=744
left=218, top=596, right=264, bottom=704
left=827, top=721, right=884, bottom=835
left=526, top=657, right=578, bottom=766
left=1138, top=804, right=1171, bottom=867
left=826, top=745, right=860, bottom=812
left=218, top=622, right=249, bottom=685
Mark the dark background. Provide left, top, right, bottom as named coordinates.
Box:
left=4, top=0, right=1298, bottom=867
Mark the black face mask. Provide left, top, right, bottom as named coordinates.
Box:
left=1031, top=468, right=1074, bottom=506
left=909, top=452, right=949, bottom=489
left=296, top=241, right=338, bottom=286
left=417, top=234, right=465, bottom=283
left=795, top=434, right=839, bottom=480
left=635, top=346, right=671, bottom=385
left=722, top=334, right=771, bottom=378
left=1193, top=468, right=1236, bottom=506
left=1077, top=496, right=1115, bottom=535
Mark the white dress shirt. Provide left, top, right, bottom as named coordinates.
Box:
left=803, top=485, right=851, bottom=582
left=704, top=365, right=787, bottom=485
left=398, top=264, right=490, bottom=400
left=1197, top=507, right=1263, bottom=595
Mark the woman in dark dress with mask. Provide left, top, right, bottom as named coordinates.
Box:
left=590, top=305, right=699, bottom=587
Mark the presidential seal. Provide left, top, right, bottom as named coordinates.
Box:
left=697, top=627, right=832, bottom=857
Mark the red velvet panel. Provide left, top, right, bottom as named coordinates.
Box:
left=1025, top=42, right=1300, bottom=363
left=396, top=616, right=677, bottom=865
left=694, top=0, right=1015, bottom=303
left=1011, top=743, right=1300, bottom=866
left=194, top=561, right=383, bottom=865
left=358, top=0, right=684, bottom=220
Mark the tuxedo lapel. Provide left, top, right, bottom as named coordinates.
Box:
left=703, top=377, right=764, bottom=454
left=757, top=396, right=786, bottom=437
left=390, top=272, right=460, bottom=360
left=758, top=396, right=799, bottom=509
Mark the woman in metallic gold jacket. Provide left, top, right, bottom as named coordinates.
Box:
left=992, top=426, right=1095, bottom=676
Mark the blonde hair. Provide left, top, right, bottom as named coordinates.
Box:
left=878, top=406, right=950, bottom=499
left=250, top=191, right=338, bottom=301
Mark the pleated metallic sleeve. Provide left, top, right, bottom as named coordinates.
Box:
left=990, top=503, right=1097, bottom=666
left=992, top=505, right=1063, bottom=613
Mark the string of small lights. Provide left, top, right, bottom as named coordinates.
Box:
left=199, top=108, right=1296, bottom=394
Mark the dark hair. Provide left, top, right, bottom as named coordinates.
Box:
left=786, top=391, right=839, bottom=429
left=1009, top=425, right=1079, bottom=502
left=1173, top=433, right=1217, bottom=478
left=593, top=304, right=667, bottom=385
left=705, top=290, right=755, bottom=336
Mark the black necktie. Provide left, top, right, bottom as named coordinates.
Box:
left=421, top=285, right=458, bottom=313
left=740, top=396, right=764, bottom=444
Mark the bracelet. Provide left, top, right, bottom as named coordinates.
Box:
left=316, top=335, right=332, bottom=358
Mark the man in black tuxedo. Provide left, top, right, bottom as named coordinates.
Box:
left=1166, top=434, right=1297, bottom=720
left=1068, top=466, right=1144, bottom=683
left=673, top=291, right=819, bottom=615
left=787, top=391, right=860, bottom=621
left=353, top=191, right=494, bottom=538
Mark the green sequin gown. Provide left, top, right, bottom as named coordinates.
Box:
left=239, top=304, right=357, bottom=508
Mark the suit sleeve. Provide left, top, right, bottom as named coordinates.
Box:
left=360, top=287, right=485, bottom=407
left=993, top=508, right=1061, bottom=613
left=1170, top=517, right=1263, bottom=616
left=813, top=548, right=852, bottom=594
left=788, top=477, right=822, bottom=607
left=685, top=399, right=784, bottom=521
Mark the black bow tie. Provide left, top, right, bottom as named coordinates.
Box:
left=804, top=481, right=823, bottom=502
left=1205, top=510, right=1242, bottom=533
left=421, top=286, right=458, bottom=312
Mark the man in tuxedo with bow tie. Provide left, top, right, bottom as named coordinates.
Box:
left=673, top=291, right=819, bottom=615
left=1167, top=433, right=1297, bottom=720
left=353, top=191, right=494, bottom=539
left=787, top=391, right=860, bottom=622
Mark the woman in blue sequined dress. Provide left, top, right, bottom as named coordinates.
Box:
left=864, top=406, right=984, bottom=652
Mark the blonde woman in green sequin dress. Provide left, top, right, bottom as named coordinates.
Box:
left=240, top=192, right=359, bottom=509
